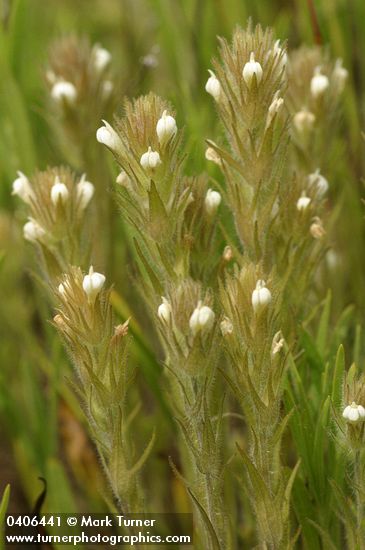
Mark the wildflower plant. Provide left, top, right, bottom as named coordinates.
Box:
left=6, top=7, right=361, bottom=550
left=97, top=94, right=229, bottom=548
left=288, top=46, right=348, bottom=172
left=46, top=36, right=116, bottom=165
left=13, top=166, right=94, bottom=284
left=54, top=266, right=152, bottom=513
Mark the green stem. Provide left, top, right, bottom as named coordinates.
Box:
left=354, top=449, right=365, bottom=549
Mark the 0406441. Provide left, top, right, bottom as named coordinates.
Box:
left=6, top=515, right=61, bottom=527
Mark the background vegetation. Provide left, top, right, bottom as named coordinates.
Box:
left=1, top=0, right=365, bottom=548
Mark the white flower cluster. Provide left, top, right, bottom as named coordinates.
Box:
left=294, top=59, right=348, bottom=134
left=12, top=171, right=94, bottom=243
left=205, top=50, right=265, bottom=101
left=96, top=109, right=178, bottom=174
left=50, top=44, right=112, bottom=106
left=205, top=40, right=288, bottom=99
left=157, top=298, right=215, bottom=337
left=296, top=169, right=329, bottom=212
left=58, top=266, right=106, bottom=305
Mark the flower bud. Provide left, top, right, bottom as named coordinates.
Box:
left=296, top=194, right=311, bottom=211
left=113, top=321, right=130, bottom=339
left=23, top=219, right=46, bottom=242
left=223, top=245, right=233, bottom=262
left=140, top=147, right=161, bottom=171
left=141, top=52, right=159, bottom=69
left=205, top=70, right=221, bottom=101
left=187, top=192, right=195, bottom=206
left=326, top=249, right=340, bottom=270
left=12, top=171, right=34, bottom=204
left=220, top=317, right=233, bottom=336
left=53, top=313, right=66, bottom=329
left=272, top=331, right=285, bottom=355
left=310, top=217, right=326, bottom=239
left=58, top=282, right=67, bottom=295
left=252, top=280, right=272, bottom=312
left=310, top=68, right=329, bottom=99
left=242, top=52, right=263, bottom=87
left=332, top=58, right=348, bottom=94
left=51, top=81, right=77, bottom=104
left=157, top=297, right=172, bottom=323
left=51, top=179, right=69, bottom=206
left=92, top=45, right=111, bottom=72
left=342, top=402, right=365, bottom=424
left=46, top=70, right=57, bottom=85
left=293, top=110, right=315, bottom=134
left=205, top=189, right=221, bottom=215
left=273, top=40, right=288, bottom=70
left=266, top=93, right=284, bottom=127
left=76, top=176, right=94, bottom=210
left=116, top=170, right=130, bottom=186
left=82, top=266, right=106, bottom=303
left=96, top=120, right=122, bottom=153
left=189, top=302, right=215, bottom=335
left=308, top=169, right=329, bottom=197
left=156, top=110, right=177, bottom=145
left=205, top=146, right=222, bottom=166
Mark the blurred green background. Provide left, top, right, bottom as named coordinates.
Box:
left=1, top=0, right=365, bottom=521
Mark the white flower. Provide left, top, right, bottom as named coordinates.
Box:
left=205, top=70, right=221, bottom=101
left=96, top=120, right=122, bottom=153
left=189, top=302, right=215, bottom=335
left=220, top=317, right=233, bottom=336
left=23, top=219, right=45, bottom=242
left=76, top=175, right=94, bottom=210
left=266, top=93, right=284, bottom=127
left=293, top=110, right=315, bottom=133
left=205, top=189, right=221, bottom=215
left=51, top=81, right=77, bottom=104
left=12, top=171, right=34, bottom=204
left=92, top=45, right=111, bottom=72
left=310, top=68, right=329, bottom=98
left=157, top=297, right=172, bottom=323
left=156, top=110, right=177, bottom=145
left=51, top=178, right=69, bottom=206
left=252, top=280, right=272, bottom=312
left=296, top=194, right=311, bottom=211
left=308, top=169, right=329, bottom=197
left=82, top=266, right=106, bottom=302
left=342, top=402, right=365, bottom=424
left=332, top=58, right=348, bottom=94
left=242, top=52, right=263, bottom=86
left=140, top=147, right=161, bottom=171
